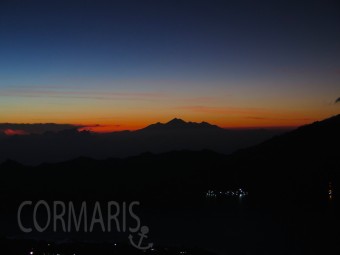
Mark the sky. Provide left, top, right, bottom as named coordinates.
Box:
left=0, top=0, right=339, bottom=131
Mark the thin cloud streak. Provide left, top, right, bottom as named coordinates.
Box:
left=0, top=89, right=167, bottom=101
left=244, top=116, right=315, bottom=122
left=176, top=105, right=267, bottom=115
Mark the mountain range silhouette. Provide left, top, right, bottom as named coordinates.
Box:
left=142, top=118, right=220, bottom=130
left=0, top=118, right=285, bottom=165
left=1, top=114, right=340, bottom=255
left=0, top=114, right=339, bottom=205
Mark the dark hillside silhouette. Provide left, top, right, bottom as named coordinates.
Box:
left=0, top=118, right=286, bottom=165
left=1, top=114, right=340, bottom=205
left=1, top=115, right=340, bottom=255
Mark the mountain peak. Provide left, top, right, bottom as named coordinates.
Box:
left=166, top=118, right=187, bottom=126
left=141, top=118, right=221, bottom=131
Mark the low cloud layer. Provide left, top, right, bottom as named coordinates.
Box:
left=1, top=89, right=165, bottom=102
left=0, top=123, right=81, bottom=135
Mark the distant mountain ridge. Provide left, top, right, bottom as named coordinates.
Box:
left=0, top=123, right=80, bottom=135
left=0, top=118, right=285, bottom=165
left=141, top=118, right=220, bottom=131
left=1, top=114, right=340, bottom=206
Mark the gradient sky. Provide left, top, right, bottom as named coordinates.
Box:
left=0, top=0, right=339, bottom=131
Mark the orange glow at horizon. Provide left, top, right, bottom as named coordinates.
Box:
left=1, top=81, right=339, bottom=134
left=74, top=115, right=317, bottom=133
left=1, top=92, right=339, bottom=133
left=1, top=110, right=336, bottom=134
left=1, top=108, right=335, bottom=133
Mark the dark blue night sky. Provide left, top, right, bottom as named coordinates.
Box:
left=0, top=0, right=339, bottom=129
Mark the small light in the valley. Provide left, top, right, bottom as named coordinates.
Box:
left=329, top=182, right=333, bottom=199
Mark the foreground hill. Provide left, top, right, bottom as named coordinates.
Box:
left=224, top=114, right=340, bottom=203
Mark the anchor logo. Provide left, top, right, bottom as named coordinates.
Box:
left=129, top=225, right=153, bottom=250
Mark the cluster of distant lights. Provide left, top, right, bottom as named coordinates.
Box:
left=206, top=189, right=248, bottom=198
left=329, top=182, right=334, bottom=200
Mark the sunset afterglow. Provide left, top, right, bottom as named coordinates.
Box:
left=0, top=1, right=339, bottom=131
